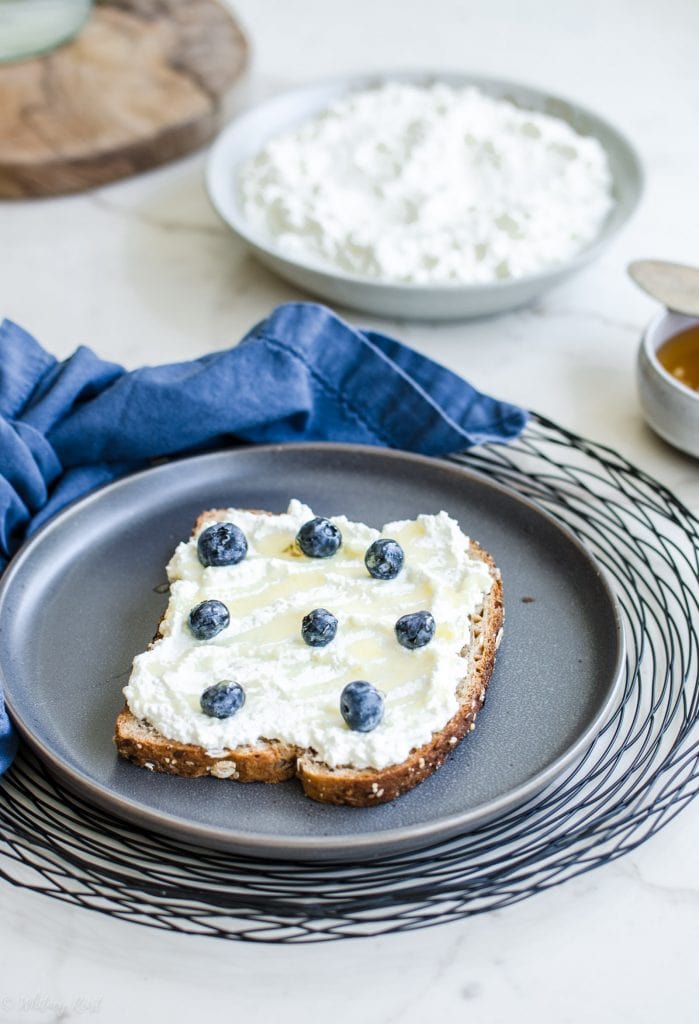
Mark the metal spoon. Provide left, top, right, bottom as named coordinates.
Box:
left=628, top=259, right=699, bottom=317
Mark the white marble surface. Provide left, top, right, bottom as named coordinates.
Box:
left=1, top=0, right=698, bottom=1021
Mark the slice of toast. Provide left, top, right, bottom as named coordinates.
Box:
left=114, top=509, right=503, bottom=806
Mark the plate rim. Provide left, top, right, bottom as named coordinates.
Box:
left=0, top=443, right=627, bottom=860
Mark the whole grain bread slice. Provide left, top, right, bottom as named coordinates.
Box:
left=114, top=509, right=503, bottom=806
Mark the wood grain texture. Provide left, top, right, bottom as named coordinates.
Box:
left=0, top=0, right=248, bottom=197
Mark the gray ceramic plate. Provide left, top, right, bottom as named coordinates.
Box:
left=206, top=70, right=643, bottom=320
left=0, top=445, right=624, bottom=861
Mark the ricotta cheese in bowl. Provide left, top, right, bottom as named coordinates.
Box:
left=238, top=82, right=614, bottom=286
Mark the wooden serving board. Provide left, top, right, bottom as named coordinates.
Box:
left=0, top=0, right=248, bottom=197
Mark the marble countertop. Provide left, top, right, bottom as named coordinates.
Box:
left=1, top=0, right=697, bottom=1021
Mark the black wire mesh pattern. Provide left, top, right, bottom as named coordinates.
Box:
left=0, top=415, right=697, bottom=943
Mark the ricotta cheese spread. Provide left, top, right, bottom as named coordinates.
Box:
left=124, top=500, right=494, bottom=770
left=238, top=82, right=614, bottom=284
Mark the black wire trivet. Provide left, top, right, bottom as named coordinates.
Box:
left=0, top=415, right=697, bottom=943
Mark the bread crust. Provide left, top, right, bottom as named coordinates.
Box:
left=114, top=509, right=503, bottom=805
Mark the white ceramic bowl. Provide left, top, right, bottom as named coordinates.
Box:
left=206, top=71, right=644, bottom=321
left=637, top=310, right=699, bottom=458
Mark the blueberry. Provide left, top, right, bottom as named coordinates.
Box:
left=197, top=522, right=248, bottom=567
left=296, top=517, right=342, bottom=558
left=340, top=680, right=384, bottom=732
left=188, top=599, right=230, bottom=640
left=395, top=610, right=436, bottom=649
left=301, top=607, right=338, bottom=647
left=365, top=538, right=404, bottom=580
left=200, top=680, right=245, bottom=719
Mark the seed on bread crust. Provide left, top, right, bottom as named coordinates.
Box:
left=210, top=761, right=239, bottom=779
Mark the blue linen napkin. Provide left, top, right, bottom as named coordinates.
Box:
left=0, top=301, right=526, bottom=773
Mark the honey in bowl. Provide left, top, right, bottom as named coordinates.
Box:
left=656, top=324, right=699, bottom=392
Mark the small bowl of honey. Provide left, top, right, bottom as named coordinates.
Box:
left=637, top=310, right=699, bottom=457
